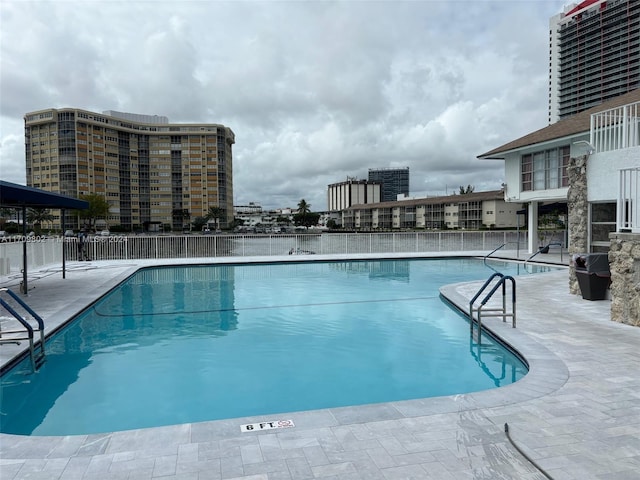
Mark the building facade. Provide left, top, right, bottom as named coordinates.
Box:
left=480, top=88, right=640, bottom=253
left=367, top=167, right=410, bottom=202
left=24, top=108, right=234, bottom=231
left=548, top=0, right=640, bottom=123
left=327, top=178, right=381, bottom=212
left=341, top=190, right=518, bottom=230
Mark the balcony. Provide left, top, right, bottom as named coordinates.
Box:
left=591, top=101, right=640, bottom=153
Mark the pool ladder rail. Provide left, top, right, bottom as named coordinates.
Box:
left=469, top=273, right=516, bottom=344
left=0, top=288, right=46, bottom=372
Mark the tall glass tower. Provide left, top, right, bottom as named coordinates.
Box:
left=368, top=167, right=410, bottom=203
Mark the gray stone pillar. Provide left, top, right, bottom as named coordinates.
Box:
left=609, top=233, right=640, bottom=326
left=567, top=155, right=589, bottom=295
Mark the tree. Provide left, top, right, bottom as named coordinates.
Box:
left=192, top=216, right=208, bottom=232
left=172, top=208, right=191, bottom=231
left=79, top=194, right=111, bottom=231
left=27, top=208, right=54, bottom=234
left=276, top=215, right=291, bottom=225
left=458, top=185, right=475, bottom=195
left=326, top=219, right=338, bottom=229
left=205, top=206, right=222, bottom=231
left=297, top=199, right=311, bottom=215
left=182, top=209, right=191, bottom=230
left=293, top=200, right=319, bottom=228
left=294, top=199, right=312, bottom=227
left=0, top=208, right=14, bottom=230
left=293, top=211, right=320, bottom=228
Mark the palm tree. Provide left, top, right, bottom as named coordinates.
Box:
left=295, top=199, right=312, bottom=228
left=297, top=199, right=311, bottom=215
left=27, top=208, right=55, bottom=234
left=205, top=206, right=222, bottom=231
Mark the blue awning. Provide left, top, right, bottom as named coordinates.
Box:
left=0, top=180, right=89, bottom=293
left=0, top=180, right=88, bottom=210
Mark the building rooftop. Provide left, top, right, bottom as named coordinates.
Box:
left=478, top=88, right=640, bottom=159
left=344, top=189, right=505, bottom=210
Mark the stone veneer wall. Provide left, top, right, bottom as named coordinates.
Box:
left=566, top=154, right=638, bottom=326
left=567, top=155, right=589, bottom=295
left=609, top=233, right=640, bottom=326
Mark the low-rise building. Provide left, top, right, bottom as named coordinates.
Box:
left=341, top=190, right=518, bottom=230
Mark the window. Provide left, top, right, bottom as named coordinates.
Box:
left=521, top=146, right=569, bottom=191
left=590, top=203, right=616, bottom=253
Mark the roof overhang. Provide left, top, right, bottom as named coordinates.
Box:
left=477, top=133, right=588, bottom=161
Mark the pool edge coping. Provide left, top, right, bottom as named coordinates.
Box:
left=0, top=255, right=571, bottom=458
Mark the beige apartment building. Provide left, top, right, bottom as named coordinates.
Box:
left=24, top=108, right=234, bottom=231
left=342, top=190, right=520, bottom=230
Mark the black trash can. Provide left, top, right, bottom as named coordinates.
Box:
left=573, top=253, right=610, bottom=301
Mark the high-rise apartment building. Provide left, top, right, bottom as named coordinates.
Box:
left=24, top=108, right=234, bottom=231
left=367, top=167, right=410, bottom=202
left=548, top=0, right=640, bottom=123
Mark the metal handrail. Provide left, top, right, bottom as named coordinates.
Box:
left=469, top=272, right=504, bottom=320
left=526, top=241, right=564, bottom=263
left=483, top=241, right=522, bottom=263
left=485, top=243, right=507, bottom=259
left=469, top=275, right=517, bottom=344
left=0, top=288, right=46, bottom=371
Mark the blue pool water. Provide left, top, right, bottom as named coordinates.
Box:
left=0, top=259, right=547, bottom=435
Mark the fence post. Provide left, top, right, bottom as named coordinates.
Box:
left=623, top=105, right=628, bottom=148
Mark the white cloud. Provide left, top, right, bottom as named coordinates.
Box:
left=0, top=0, right=567, bottom=210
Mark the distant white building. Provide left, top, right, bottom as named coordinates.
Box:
left=327, top=178, right=381, bottom=212
left=233, top=203, right=299, bottom=232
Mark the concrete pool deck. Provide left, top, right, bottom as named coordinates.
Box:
left=1, top=253, right=638, bottom=479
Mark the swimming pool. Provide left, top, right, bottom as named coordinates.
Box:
left=0, top=258, right=547, bottom=435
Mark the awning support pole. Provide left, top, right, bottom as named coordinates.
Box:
left=21, top=205, right=28, bottom=294
left=61, top=208, right=66, bottom=279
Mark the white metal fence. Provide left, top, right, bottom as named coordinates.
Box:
left=0, top=231, right=537, bottom=274
left=591, top=101, right=640, bottom=153
left=618, top=167, right=640, bottom=233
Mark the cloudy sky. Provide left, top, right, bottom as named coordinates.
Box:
left=1, top=0, right=567, bottom=211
